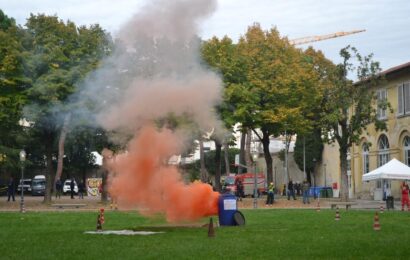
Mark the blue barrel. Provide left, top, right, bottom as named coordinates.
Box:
left=218, top=194, right=237, bottom=226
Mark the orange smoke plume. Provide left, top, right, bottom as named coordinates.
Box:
left=107, top=125, right=219, bottom=222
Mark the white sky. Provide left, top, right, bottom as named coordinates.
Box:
left=1, top=0, right=409, bottom=71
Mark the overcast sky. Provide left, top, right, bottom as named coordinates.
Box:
left=1, top=0, right=409, bottom=71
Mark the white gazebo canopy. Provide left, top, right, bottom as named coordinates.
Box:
left=362, top=158, right=410, bottom=182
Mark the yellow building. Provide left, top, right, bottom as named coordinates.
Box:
left=322, top=62, right=410, bottom=200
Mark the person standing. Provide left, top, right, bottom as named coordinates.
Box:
left=401, top=182, right=410, bottom=211
left=287, top=179, right=296, bottom=200
left=302, top=179, right=311, bottom=204
left=236, top=180, right=244, bottom=201
left=78, top=180, right=85, bottom=199
left=7, top=177, right=15, bottom=202
left=55, top=179, right=62, bottom=199
left=70, top=178, right=75, bottom=199
left=266, top=182, right=275, bottom=206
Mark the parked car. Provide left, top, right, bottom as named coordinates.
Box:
left=17, top=179, right=32, bottom=193
left=63, top=179, right=78, bottom=194
left=31, top=176, right=46, bottom=196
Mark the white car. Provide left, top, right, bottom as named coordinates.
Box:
left=63, top=179, right=78, bottom=194
left=17, top=179, right=32, bottom=193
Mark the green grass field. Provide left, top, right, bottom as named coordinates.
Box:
left=1, top=209, right=409, bottom=259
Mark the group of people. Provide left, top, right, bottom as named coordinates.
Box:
left=55, top=178, right=86, bottom=199
left=286, top=179, right=311, bottom=204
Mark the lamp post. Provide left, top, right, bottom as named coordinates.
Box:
left=312, top=158, right=317, bottom=200
left=19, top=149, right=26, bottom=213
left=252, top=152, right=258, bottom=209
left=323, top=163, right=327, bottom=187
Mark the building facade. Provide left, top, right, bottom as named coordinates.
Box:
left=322, top=62, right=410, bottom=200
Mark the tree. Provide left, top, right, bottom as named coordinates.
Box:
left=226, top=24, right=320, bottom=184
left=0, top=10, right=28, bottom=175
left=201, top=36, right=243, bottom=191
left=22, top=14, right=112, bottom=203
left=320, top=46, right=386, bottom=201
left=183, top=148, right=240, bottom=181
left=292, top=47, right=337, bottom=184
left=293, top=130, right=323, bottom=184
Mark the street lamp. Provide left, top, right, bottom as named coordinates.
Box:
left=19, top=149, right=26, bottom=213
left=252, top=152, right=258, bottom=209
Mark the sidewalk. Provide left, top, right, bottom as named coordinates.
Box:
left=0, top=194, right=405, bottom=212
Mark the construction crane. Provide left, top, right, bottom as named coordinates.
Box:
left=289, top=29, right=365, bottom=45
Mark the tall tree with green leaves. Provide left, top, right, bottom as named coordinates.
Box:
left=0, top=10, right=27, bottom=174
left=320, top=46, right=386, bottom=201
left=22, top=14, right=112, bottom=203
left=201, top=36, right=243, bottom=191
left=293, top=130, right=323, bottom=184
left=225, top=24, right=320, bottom=183
left=292, top=47, right=337, bottom=184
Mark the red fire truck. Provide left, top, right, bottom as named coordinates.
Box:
left=225, top=173, right=266, bottom=197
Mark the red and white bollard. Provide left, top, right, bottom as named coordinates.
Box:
left=380, top=203, right=384, bottom=213
left=373, top=211, right=381, bottom=231
left=335, top=207, right=340, bottom=221
left=316, top=200, right=320, bottom=212
left=96, top=208, right=105, bottom=231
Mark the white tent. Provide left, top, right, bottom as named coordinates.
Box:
left=362, top=158, right=410, bottom=181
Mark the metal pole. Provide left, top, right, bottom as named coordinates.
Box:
left=253, top=162, right=257, bottom=209
left=20, top=163, right=25, bottom=213
left=274, top=166, right=277, bottom=191
left=303, top=136, right=306, bottom=179
left=284, top=128, right=288, bottom=195
left=324, top=164, right=327, bottom=187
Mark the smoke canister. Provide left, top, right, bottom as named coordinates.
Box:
left=218, top=193, right=237, bottom=226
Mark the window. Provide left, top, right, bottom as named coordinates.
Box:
left=398, top=82, right=410, bottom=116
left=362, top=144, right=369, bottom=174
left=378, top=135, right=390, bottom=167
left=377, top=89, right=387, bottom=119
left=377, top=134, right=390, bottom=190
left=404, top=136, right=410, bottom=166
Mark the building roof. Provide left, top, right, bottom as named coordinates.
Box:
left=380, top=61, right=410, bottom=78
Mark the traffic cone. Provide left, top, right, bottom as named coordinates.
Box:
left=373, top=211, right=381, bottom=231
left=316, top=200, right=320, bottom=212
left=208, top=217, right=215, bottom=238
left=380, top=203, right=384, bottom=213
left=335, top=207, right=340, bottom=221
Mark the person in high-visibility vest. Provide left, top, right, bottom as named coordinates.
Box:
left=266, top=182, right=275, bottom=206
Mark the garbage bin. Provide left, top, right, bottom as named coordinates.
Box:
left=218, top=193, right=237, bottom=226
left=320, top=188, right=327, bottom=198
left=386, top=196, right=394, bottom=210
left=326, top=187, right=333, bottom=198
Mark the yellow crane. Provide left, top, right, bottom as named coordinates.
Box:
left=289, top=29, right=365, bottom=45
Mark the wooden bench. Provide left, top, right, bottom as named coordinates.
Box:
left=52, top=203, right=87, bottom=209
left=330, top=202, right=357, bottom=210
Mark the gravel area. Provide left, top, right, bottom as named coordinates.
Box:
left=0, top=194, right=329, bottom=212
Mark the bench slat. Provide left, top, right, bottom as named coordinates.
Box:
left=52, top=204, right=87, bottom=208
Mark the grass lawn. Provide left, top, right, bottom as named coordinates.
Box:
left=1, top=209, right=410, bottom=259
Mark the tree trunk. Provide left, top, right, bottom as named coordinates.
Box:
left=214, top=140, right=222, bottom=192
left=101, top=148, right=113, bottom=203
left=339, top=146, right=349, bottom=201
left=262, top=130, right=273, bottom=184
left=199, top=139, right=208, bottom=182
left=245, top=128, right=252, bottom=171
left=55, top=113, right=71, bottom=186
left=239, top=130, right=246, bottom=174
left=43, top=132, right=55, bottom=204
left=223, top=139, right=230, bottom=175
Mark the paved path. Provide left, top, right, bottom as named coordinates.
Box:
left=0, top=194, right=405, bottom=212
